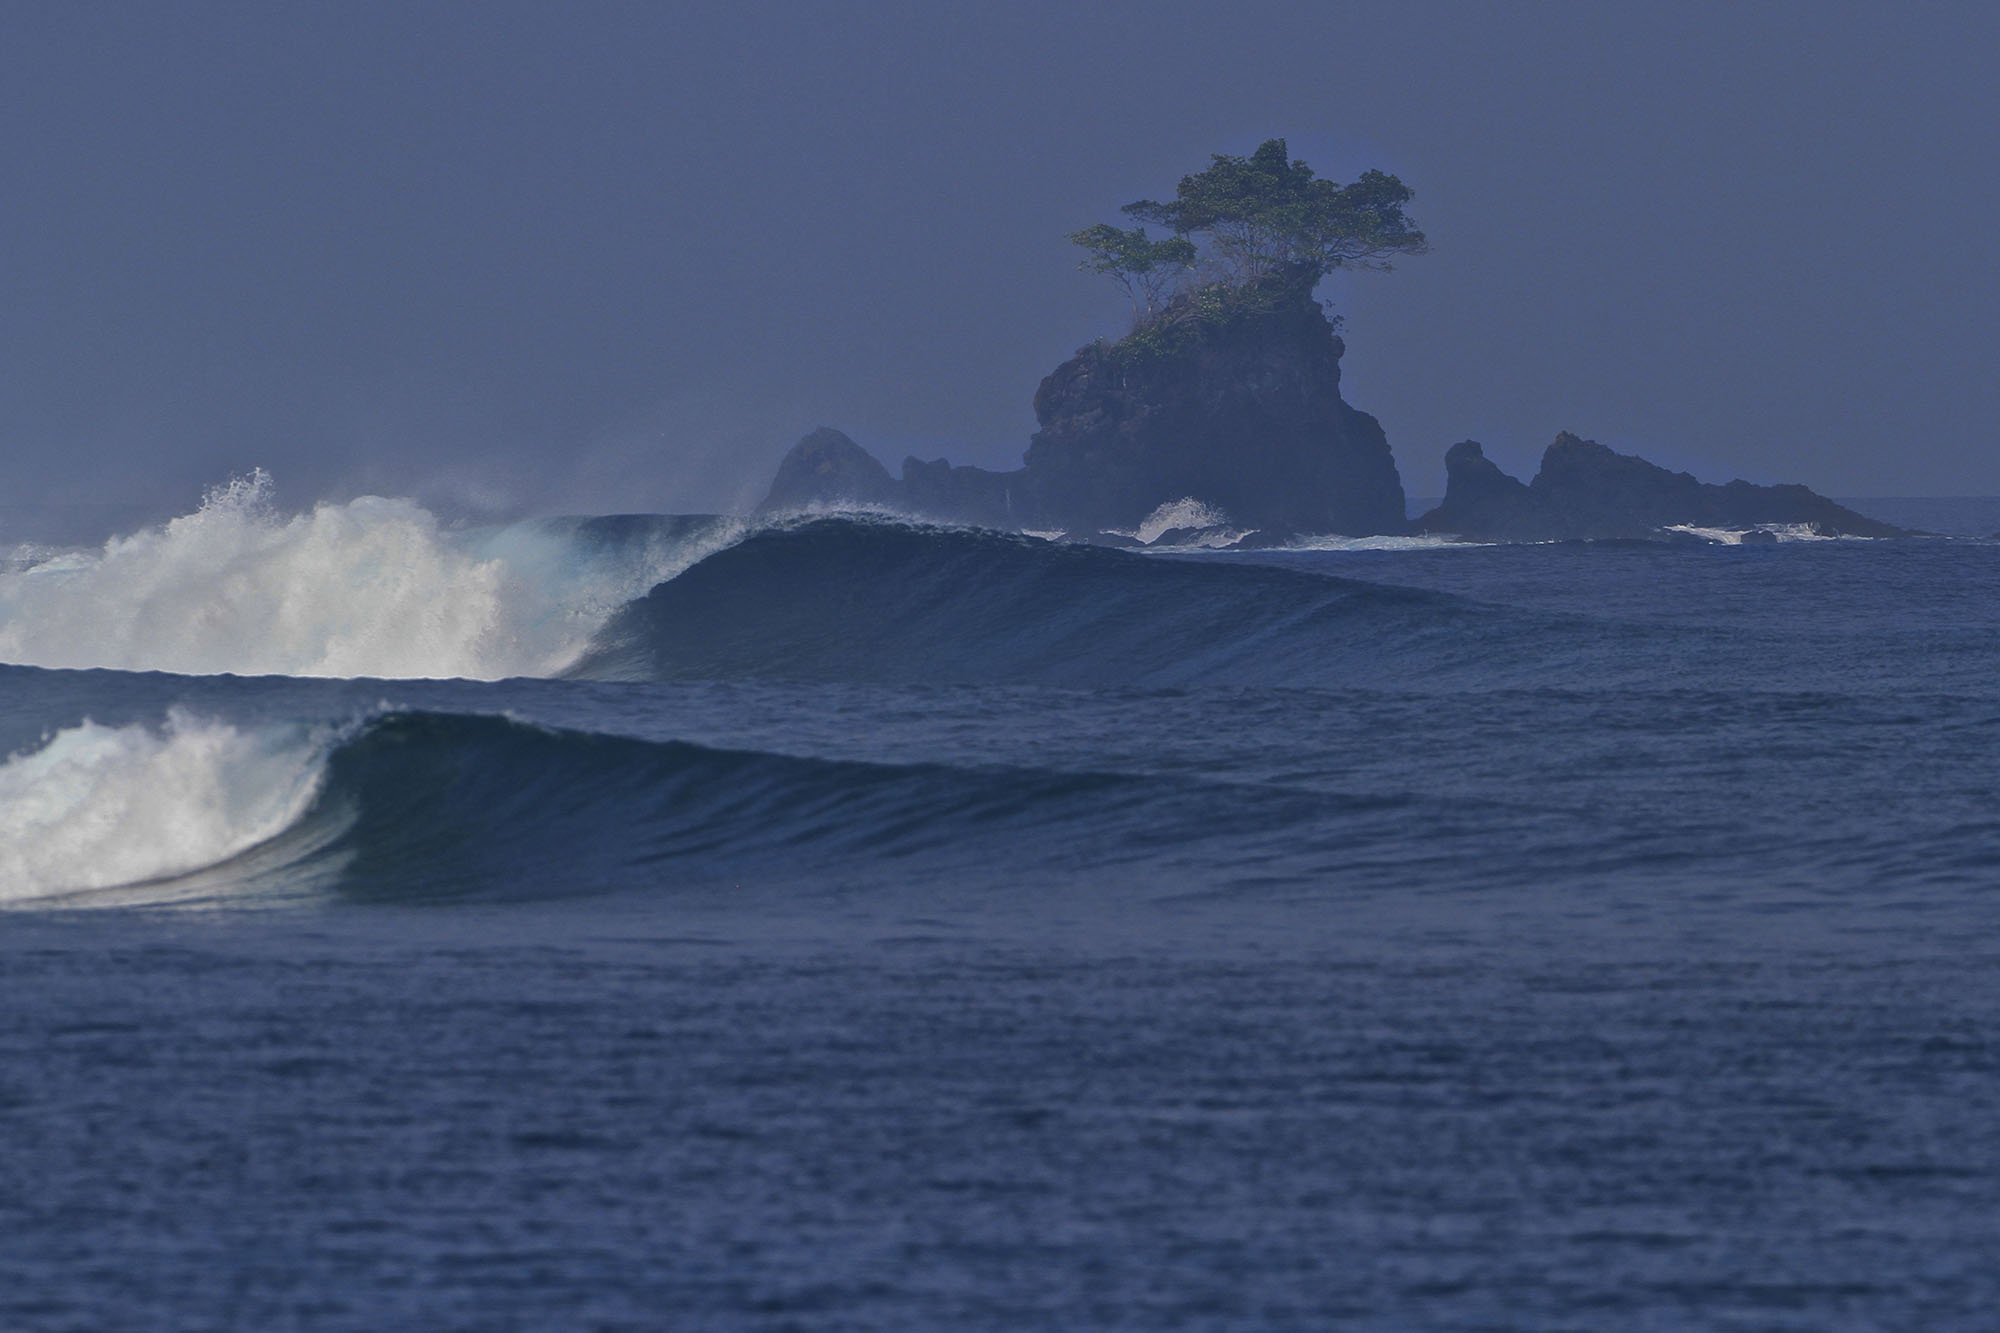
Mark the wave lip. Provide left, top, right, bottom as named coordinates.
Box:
left=0, top=709, right=335, bottom=906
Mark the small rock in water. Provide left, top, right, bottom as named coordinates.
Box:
left=1738, top=528, right=1779, bottom=545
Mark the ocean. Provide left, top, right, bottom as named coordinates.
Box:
left=3, top=481, right=1998, bottom=1329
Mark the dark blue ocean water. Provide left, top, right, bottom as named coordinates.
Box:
left=2, top=496, right=1998, bottom=1328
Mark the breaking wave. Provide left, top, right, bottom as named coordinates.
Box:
left=0, top=486, right=1668, bottom=689
left=0, top=708, right=335, bottom=904
left=0, top=708, right=1406, bottom=908
left=0, top=472, right=741, bottom=679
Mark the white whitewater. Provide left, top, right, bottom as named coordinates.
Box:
left=0, top=472, right=741, bottom=679
left=1661, top=523, right=1841, bottom=545
left=0, top=709, right=332, bottom=903
left=1134, top=497, right=1234, bottom=545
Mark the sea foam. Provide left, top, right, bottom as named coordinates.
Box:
left=0, top=472, right=741, bottom=679
left=1661, top=523, right=1841, bottom=545
left=0, top=709, right=332, bottom=904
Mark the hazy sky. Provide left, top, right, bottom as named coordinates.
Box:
left=5, top=0, right=1997, bottom=518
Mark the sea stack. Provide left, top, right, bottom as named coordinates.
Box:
left=755, top=273, right=1409, bottom=538
left=1021, top=272, right=1406, bottom=536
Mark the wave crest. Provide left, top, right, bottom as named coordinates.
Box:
left=0, top=473, right=741, bottom=679
left=0, top=708, right=333, bottom=904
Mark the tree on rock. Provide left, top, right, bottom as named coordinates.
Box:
left=1065, top=224, right=1199, bottom=318
left=1072, top=138, right=1426, bottom=309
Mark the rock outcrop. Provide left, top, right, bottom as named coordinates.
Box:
left=758, top=301, right=1904, bottom=546
left=756, top=274, right=1408, bottom=538
left=755, top=427, right=899, bottom=514
left=898, top=456, right=1023, bottom=529
left=756, top=430, right=1033, bottom=527
left=1414, top=434, right=1905, bottom=541
left=1020, top=275, right=1406, bottom=535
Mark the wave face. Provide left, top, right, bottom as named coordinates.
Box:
left=17, top=490, right=1941, bottom=692
left=569, top=517, right=1537, bottom=688
left=6, top=526, right=1997, bottom=909
left=0, top=489, right=1631, bottom=688
left=0, top=707, right=1393, bottom=907
left=0, top=473, right=740, bottom=679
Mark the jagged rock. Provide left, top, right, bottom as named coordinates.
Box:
left=756, top=298, right=1899, bottom=550
left=1414, top=434, right=1906, bottom=541
left=756, top=427, right=899, bottom=513
left=753, top=275, right=1407, bottom=537
left=899, top=457, right=1022, bottom=528
left=1023, top=275, right=1406, bottom=535
left=1418, top=441, right=1543, bottom=541
left=1146, top=525, right=1244, bottom=549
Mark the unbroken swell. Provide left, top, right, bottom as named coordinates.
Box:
left=567, top=517, right=1535, bottom=688
left=1, top=708, right=1414, bottom=906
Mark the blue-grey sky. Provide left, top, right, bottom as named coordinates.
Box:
left=5, top=0, right=1996, bottom=518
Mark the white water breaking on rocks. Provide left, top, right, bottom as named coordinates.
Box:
left=1133, top=497, right=1236, bottom=545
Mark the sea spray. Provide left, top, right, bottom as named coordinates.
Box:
left=1134, top=497, right=1233, bottom=545
left=0, top=472, right=744, bottom=679
left=0, top=708, right=332, bottom=902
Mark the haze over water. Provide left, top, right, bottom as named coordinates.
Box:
left=7, top=2, right=2000, bottom=1326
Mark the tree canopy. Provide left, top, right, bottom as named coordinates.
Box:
left=1070, top=138, right=1426, bottom=316
left=1064, top=224, right=1199, bottom=317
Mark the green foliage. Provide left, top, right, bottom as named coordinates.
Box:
left=1069, top=138, right=1426, bottom=319
left=1096, top=274, right=1303, bottom=368
left=1065, top=223, right=1199, bottom=316
left=1124, top=138, right=1425, bottom=285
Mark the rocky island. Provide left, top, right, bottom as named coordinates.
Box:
left=1412, top=435, right=1903, bottom=541
left=759, top=139, right=1899, bottom=545
left=760, top=269, right=1405, bottom=540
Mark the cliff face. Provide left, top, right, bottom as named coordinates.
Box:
left=1416, top=434, right=1906, bottom=540
left=898, top=456, right=1022, bottom=529
left=1023, top=279, right=1407, bottom=535
left=1418, top=441, right=1542, bottom=540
